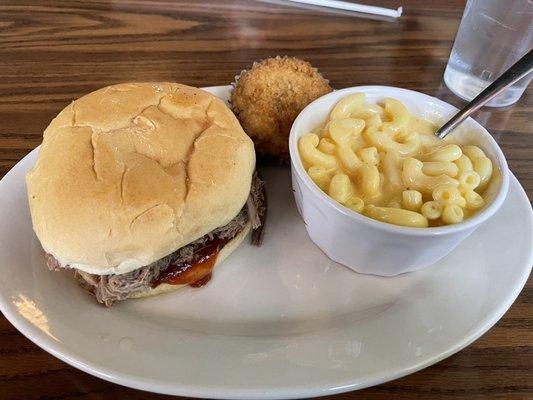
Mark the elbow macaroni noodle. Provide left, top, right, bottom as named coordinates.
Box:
left=299, top=93, right=495, bottom=227
left=402, top=190, right=422, bottom=212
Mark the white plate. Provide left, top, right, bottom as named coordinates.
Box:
left=0, top=86, right=531, bottom=399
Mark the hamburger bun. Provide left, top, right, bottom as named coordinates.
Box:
left=26, top=83, right=255, bottom=275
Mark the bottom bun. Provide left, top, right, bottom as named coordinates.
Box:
left=129, top=221, right=251, bottom=299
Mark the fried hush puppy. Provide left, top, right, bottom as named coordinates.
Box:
left=231, top=56, right=332, bottom=161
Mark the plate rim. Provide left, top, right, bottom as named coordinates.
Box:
left=0, top=85, right=531, bottom=399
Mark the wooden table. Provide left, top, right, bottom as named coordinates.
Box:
left=1, top=1, right=531, bottom=399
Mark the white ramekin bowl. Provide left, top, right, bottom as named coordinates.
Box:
left=289, top=86, right=510, bottom=276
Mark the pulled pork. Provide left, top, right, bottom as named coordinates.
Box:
left=248, top=172, right=267, bottom=246
left=46, top=174, right=266, bottom=306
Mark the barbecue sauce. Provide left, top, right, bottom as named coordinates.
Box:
left=151, top=237, right=230, bottom=288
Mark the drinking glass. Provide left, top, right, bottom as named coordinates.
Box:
left=444, top=0, right=532, bottom=107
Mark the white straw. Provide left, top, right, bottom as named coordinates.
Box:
left=285, top=0, right=402, bottom=18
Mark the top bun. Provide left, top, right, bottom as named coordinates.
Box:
left=26, top=83, right=255, bottom=275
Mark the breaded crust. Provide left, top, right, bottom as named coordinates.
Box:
left=231, top=56, right=332, bottom=161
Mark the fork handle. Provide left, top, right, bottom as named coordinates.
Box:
left=436, top=49, right=533, bottom=139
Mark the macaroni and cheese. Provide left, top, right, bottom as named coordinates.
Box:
left=298, top=93, right=495, bottom=228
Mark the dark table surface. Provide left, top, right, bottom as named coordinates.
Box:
left=0, top=1, right=531, bottom=399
